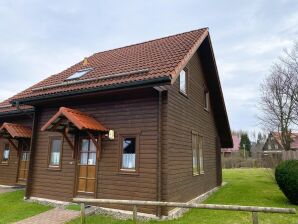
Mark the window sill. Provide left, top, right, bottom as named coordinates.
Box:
left=200, top=171, right=205, bottom=175
left=118, top=169, right=139, bottom=176
left=179, top=91, right=189, bottom=98
left=47, top=166, right=61, bottom=171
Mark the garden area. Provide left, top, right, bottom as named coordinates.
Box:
left=0, top=168, right=296, bottom=224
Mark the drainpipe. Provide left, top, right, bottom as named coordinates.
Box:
left=156, top=90, right=162, bottom=218
left=25, top=107, right=39, bottom=199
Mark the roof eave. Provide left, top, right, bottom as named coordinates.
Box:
left=11, top=76, right=172, bottom=105
left=0, top=108, right=35, bottom=118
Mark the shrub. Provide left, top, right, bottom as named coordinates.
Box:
left=275, top=160, right=298, bottom=205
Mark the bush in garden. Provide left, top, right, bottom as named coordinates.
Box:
left=275, top=160, right=298, bottom=205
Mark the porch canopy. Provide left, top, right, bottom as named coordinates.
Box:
left=0, top=122, right=32, bottom=152
left=41, top=107, right=108, bottom=156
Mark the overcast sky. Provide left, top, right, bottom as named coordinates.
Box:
left=0, top=0, right=297, bottom=133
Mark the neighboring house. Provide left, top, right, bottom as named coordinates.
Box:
left=262, top=132, right=298, bottom=152
left=0, top=28, right=232, bottom=216
left=221, top=135, right=240, bottom=157
left=0, top=100, right=33, bottom=186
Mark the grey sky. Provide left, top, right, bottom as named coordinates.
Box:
left=0, top=0, right=297, bottom=133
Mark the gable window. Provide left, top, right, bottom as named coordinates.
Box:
left=65, top=68, right=92, bottom=81
left=48, top=137, right=63, bottom=167
left=268, top=144, right=272, bottom=150
left=204, top=89, right=209, bottom=111
left=120, top=135, right=139, bottom=171
left=179, top=68, right=188, bottom=95
left=275, top=144, right=279, bottom=150
left=1, top=143, right=10, bottom=164
left=192, top=131, right=204, bottom=175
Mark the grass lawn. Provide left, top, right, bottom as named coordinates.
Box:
left=69, top=169, right=298, bottom=224
left=0, top=190, right=52, bottom=223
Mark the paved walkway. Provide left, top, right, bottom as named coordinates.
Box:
left=0, top=185, right=23, bottom=194
left=14, top=208, right=80, bottom=224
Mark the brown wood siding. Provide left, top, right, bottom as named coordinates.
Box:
left=163, top=51, right=220, bottom=210
left=29, top=89, right=159, bottom=214
left=0, top=115, right=32, bottom=185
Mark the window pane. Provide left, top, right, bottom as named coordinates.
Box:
left=198, top=136, right=204, bottom=173
left=89, top=140, right=97, bottom=152
left=122, top=138, right=136, bottom=169
left=180, top=70, right=186, bottom=94
left=80, top=153, right=88, bottom=165
left=49, top=139, right=61, bottom=166
left=192, top=134, right=198, bottom=174
left=81, top=139, right=89, bottom=152
left=88, top=153, right=96, bottom=165
left=2, top=144, right=10, bottom=162
left=204, top=91, right=209, bottom=110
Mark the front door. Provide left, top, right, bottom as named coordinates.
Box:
left=17, top=142, right=30, bottom=184
left=76, top=138, right=97, bottom=195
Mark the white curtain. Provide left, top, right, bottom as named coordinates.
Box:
left=122, top=154, right=135, bottom=169
left=50, top=152, right=60, bottom=165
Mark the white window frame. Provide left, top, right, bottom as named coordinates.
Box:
left=179, top=68, right=188, bottom=95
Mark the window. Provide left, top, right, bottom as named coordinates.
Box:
left=268, top=144, right=272, bottom=150
left=121, top=136, right=138, bottom=171
left=275, top=144, right=279, bottom=150
left=204, top=90, right=209, bottom=111
left=179, top=68, right=188, bottom=95
left=192, top=132, right=204, bottom=175
left=79, top=138, right=97, bottom=165
left=48, top=137, right=62, bottom=167
left=65, top=68, right=92, bottom=81
left=1, top=144, right=10, bottom=163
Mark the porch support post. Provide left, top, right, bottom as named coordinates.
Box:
left=8, top=139, right=19, bottom=155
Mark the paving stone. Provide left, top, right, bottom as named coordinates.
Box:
left=14, top=208, right=80, bottom=224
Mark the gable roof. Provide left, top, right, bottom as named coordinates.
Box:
left=41, top=107, right=108, bottom=132
left=0, top=122, right=32, bottom=138
left=10, top=28, right=208, bottom=103
left=3, top=28, right=232, bottom=147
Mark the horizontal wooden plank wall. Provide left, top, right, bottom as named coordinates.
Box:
left=164, top=51, right=220, bottom=212
left=0, top=115, right=32, bottom=185
left=29, top=89, right=159, bottom=214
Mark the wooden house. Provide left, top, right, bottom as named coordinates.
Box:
left=4, top=28, right=232, bottom=216
left=0, top=100, right=33, bottom=186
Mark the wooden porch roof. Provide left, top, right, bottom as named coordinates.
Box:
left=41, top=107, right=108, bottom=132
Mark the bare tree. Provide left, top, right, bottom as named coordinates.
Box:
left=259, top=42, right=298, bottom=151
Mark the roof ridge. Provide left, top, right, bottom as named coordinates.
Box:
left=90, top=27, right=208, bottom=58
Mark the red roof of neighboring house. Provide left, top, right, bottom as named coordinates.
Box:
left=0, top=122, right=32, bottom=138
left=221, top=135, right=240, bottom=152
left=10, top=28, right=209, bottom=102
left=41, top=107, right=108, bottom=132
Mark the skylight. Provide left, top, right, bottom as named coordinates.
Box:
left=65, top=68, right=92, bottom=81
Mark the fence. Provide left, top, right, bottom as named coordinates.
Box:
left=282, top=150, right=298, bottom=160
left=73, top=198, right=296, bottom=224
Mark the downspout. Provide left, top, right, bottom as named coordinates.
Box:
left=156, top=90, right=162, bottom=218
left=25, top=107, right=38, bottom=199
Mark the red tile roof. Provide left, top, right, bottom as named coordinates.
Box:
left=11, top=28, right=208, bottom=102
left=0, top=122, right=32, bottom=138
left=41, top=107, right=108, bottom=132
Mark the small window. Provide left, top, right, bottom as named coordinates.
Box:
left=121, top=137, right=137, bottom=171
left=192, top=132, right=204, bottom=175
left=1, top=144, right=10, bottom=163
left=65, top=68, right=92, bottom=81
left=204, top=90, right=209, bottom=111
left=275, top=144, right=279, bottom=150
left=179, top=68, right=188, bottom=95
left=268, top=144, right=272, bottom=150
left=48, top=137, right=62, bottom=167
